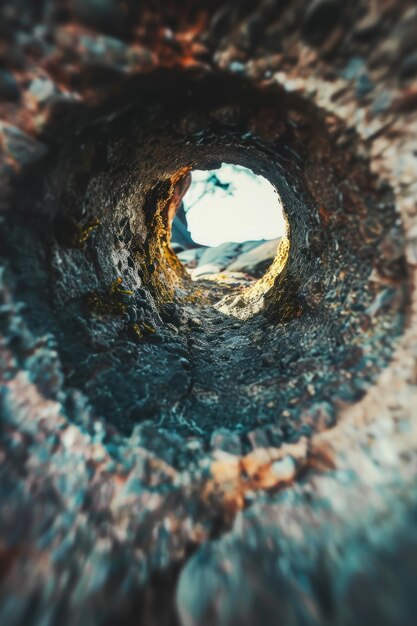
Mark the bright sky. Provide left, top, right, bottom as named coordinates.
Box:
left=183, top=164, right=287, bottom=247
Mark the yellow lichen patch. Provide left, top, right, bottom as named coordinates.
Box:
left=131, top=321, right=156, bottom=339
left=87, top=277, right=132, bottom=317
left=205, top=438, right=308, bottom=515
left=110, top=277, right=133, bottom=296
left=76, top=217, right=100, bottom=247
left=86, top=292, right=127, bottom=316
left=171, top=165, right=192, bottom=187
left=164, top=167, right=192, bottom=279
left=140, top=169, right=193, bottom=307
left=60, top=216, right=100, bottom=248
left=132, top=323, right=143, bottom=338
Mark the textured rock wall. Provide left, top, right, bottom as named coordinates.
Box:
left=0, top=1, right=416, bottom=625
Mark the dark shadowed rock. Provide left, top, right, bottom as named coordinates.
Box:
left=74, top=0, right=130, bottom=36
left=0, top=2, right=415, bottom=626
left=302, top=0, right=342, bottom=44
left=0, top=69, right=20, bottom=101
left=400, top=51, right=417, bottom=79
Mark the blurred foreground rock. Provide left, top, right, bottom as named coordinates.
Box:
left=0, top=1, right=416, bottom=625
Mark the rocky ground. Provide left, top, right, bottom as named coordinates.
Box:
left=177, top=237, right=281, bottom=280
left=0, top=1, right=417, bottom=625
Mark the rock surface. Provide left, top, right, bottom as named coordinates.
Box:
left=0, top=1, right=416, bottom=626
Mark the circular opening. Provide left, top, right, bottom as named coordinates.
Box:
left=170, top=164, right=288, bottom=299
left=0, top=8, right=412, bottom=626
left=181, top=164, right=286, bottom=247
left=3, top=70, right=404, bottom=448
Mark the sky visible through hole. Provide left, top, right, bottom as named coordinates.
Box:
left=183, top=164, right=286, bottom=247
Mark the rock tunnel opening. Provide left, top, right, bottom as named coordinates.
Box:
left=169, top=162, right=290, bottom=322
left=1, top=3, right=416, bottom=626
left=2, top=69, right=404, bottom=457
left=175, top=163, right=286, bottom=246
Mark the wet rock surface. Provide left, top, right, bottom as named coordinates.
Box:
left=0, top=1, right=416, bottom=625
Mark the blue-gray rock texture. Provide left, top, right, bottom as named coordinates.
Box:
left=0, top=1, right=416, bottom=625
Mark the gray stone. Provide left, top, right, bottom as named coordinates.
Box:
left=227, top=238, right=280, bottom=276
left=28, top=77, right=57, bottom=104
left=302, top=0, right=342, bottom=43
left=400, top=51, right=417, bottom=79
left=0, top=122, right=47, bottom=168
left=198, top=241, right=241, bottom=268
